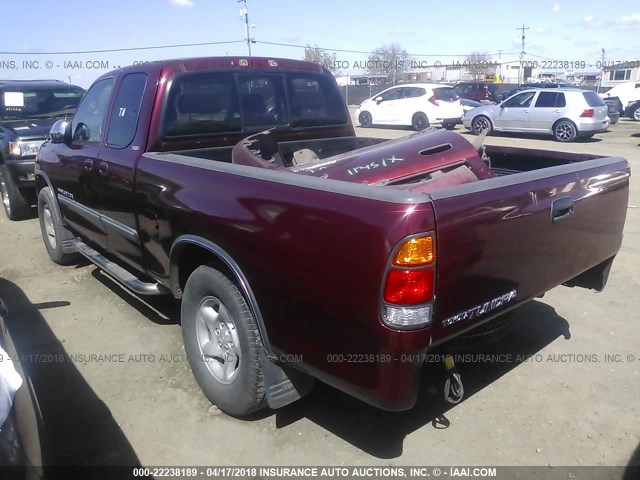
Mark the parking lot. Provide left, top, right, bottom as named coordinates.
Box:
left=0, top=118, right=638, bottom=473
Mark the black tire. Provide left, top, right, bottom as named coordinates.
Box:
left=553, top=120, right=577, bottom=142
left=181, top=266, right=266, bottom=417
left=443, top=122, right=456, bottom=130
left=412, top=112, right=429, bottom=131
left=37, top=187, right=80, bottom=265
left=0, top=165, right=31, bottom=221
left=631, top=105, right=640, bottom=122
left=471, top=115, right=492, bottom=135
left=358, top=111, right=372, bottom=128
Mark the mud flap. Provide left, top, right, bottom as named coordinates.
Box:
left=259, top=350, right=314, bottom=409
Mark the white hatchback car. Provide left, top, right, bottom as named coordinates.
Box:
left=356, top=83, right=463, bottom=130
left=463, top=88, right=610, bottom=142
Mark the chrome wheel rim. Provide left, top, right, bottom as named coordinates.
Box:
left=196, top=296, right=241, bottom=384
left=634, top=109, right=640, bottom=121
left=43, top=204, right=57, bottom=249
left=556, top=123, right=573, bottom=141
left=473, top=117, right=489, bottom=134
left=0, top=176, right=10, bottom=216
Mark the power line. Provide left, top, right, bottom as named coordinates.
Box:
left=255, top=40, right=520, bottom=58
left=0, top=38, right=521, bottom=61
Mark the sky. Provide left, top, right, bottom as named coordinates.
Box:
left=1, top=0, right=639, bottom=87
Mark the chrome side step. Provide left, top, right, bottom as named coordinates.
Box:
left=72, top=240, right=169, bottom=296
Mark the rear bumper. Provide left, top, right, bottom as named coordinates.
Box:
left=433, top=117, right=463, bottom=126
left=578, top=118, right=610, bottom=133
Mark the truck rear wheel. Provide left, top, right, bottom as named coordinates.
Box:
left=181, top=266, right=266, bottom=417
left=0, top=165, right=31, bottom=221
left=37, top=187, right=80, bottom=265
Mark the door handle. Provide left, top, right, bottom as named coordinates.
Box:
left=98, top=161, right=109, bottom=176
left=551, top=197, right=574, bottom=223
left=84, top=159, right=93, bottom=172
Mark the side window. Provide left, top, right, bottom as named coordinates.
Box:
left=503, top=91, right=536, bottom=108
left=405, top=87, right=425, bottom=98
left=381, top=88, right=403, bottom=101
left=107, top=73, right=147, bottom=149
left=555, top=93, right=566, bottom=108
left=534, top=92, right=558, bottom=108
left=71, top=79, right=114, bottom=146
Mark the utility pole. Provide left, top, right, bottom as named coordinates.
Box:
left=598, top=48, right=605, bottom=93
left=238, top=0, right=253, bottom=56
left=517, top=24, right=529, bottom=84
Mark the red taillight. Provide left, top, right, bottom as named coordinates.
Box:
left=428, top=95, right=439, bottom=106
left=384, top=269, right=434, bottom=304
left=580, top=109, right=594, bottom=117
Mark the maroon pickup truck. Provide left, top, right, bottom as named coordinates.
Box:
left=34, top=57, right=630, bottom=417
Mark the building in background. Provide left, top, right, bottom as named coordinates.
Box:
left=600, top=64, right=640, bottom=88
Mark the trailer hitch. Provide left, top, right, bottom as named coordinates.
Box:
left=443, top=354, right=464, bottom=404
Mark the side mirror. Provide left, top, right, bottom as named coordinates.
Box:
left=49, top=119, right=71, bottom=144
left=375, top=96, right=383, bottom=104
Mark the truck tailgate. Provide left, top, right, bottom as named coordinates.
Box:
left=428, top=157, right=630, bottom=344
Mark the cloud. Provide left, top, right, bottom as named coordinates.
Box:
left=535, top=27, right=552, bottom=34
left=583, top=16, right=601, bottom=28
left=169, top=0, right=194, bottom=7
left=617, top=12, right=640, bottom=30
left=551, top=3, right=560, bottom=14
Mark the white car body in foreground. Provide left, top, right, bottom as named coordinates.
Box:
left=463, top=88, right=610, bottom=142
left=356, top=83, right=463, bottom=130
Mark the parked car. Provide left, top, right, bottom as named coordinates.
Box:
left=454, top=82, right=498, bottom=103
left=0, top=80, right=84, bottom=220
left=599, top=81, right=640, bottom=115
left=604, top=98, right=621, bottom=124
left=35, top=57, right=629, bottom=417
left=464, top=88, right=610, bottom=142
left=501, top=82, right=571, bottom=102
left=356, top=83, right=463, bottom=130
left=624, top=99, right=640, bottom=121
left=461, top=98, right=482, bottom=114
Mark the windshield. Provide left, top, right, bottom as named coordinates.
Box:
left=163, top=71, right=349, bottom=137
left=1, top=88, right=84, bottom=119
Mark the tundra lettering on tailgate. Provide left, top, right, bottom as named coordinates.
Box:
left=443, top=290, right=518, bottom=327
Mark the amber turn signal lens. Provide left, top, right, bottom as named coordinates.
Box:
left=393, top=236, right=434, bottom=267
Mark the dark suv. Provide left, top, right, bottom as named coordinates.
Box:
left=0, top=80, right=84, bottom=219
left=454, top=82, right=499, bottom=103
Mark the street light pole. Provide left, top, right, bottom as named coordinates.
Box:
left=517, top=24, right=529, bottom=84
left=238, top=0, right=252, bottom=56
